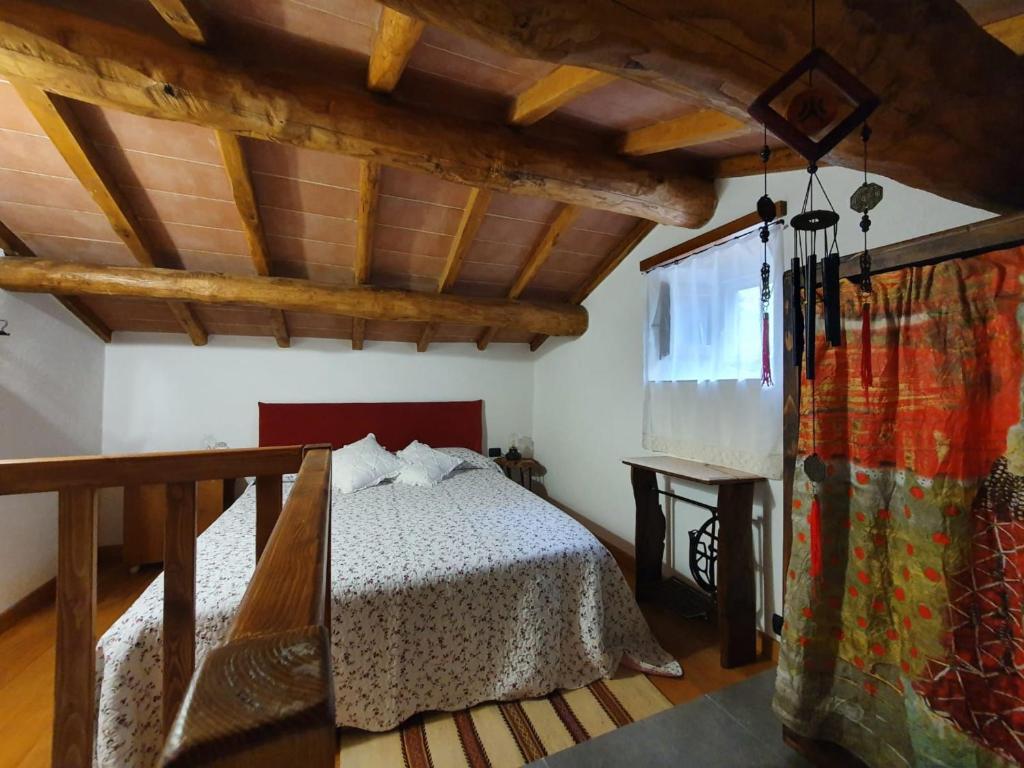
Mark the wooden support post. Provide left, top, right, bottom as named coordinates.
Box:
left=629, top=466, right=664, bottom=603
left=716, top=482, right=757, bottom=668
left=53, top=487, right=97, bottom=768
left=163, top=481, right=197, bottom=735
left=256, top=474, right=283, bottom=562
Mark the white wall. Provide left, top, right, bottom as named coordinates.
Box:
left=0, top=294, right=105, bottom=612
left=532, top=167, right=992, bottom=635
left=100, top=335, right=535, bottom=543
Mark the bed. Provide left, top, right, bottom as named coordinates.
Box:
left=94, top=401, right=679, bottom=767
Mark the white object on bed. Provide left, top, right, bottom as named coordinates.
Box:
left=95, top=451, right=679, bottom=767
left=331, top=433, right=402, bottom=493
left=395, top=440, right=462, bottom=487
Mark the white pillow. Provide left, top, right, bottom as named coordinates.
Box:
left=395, top=441, right=462, bottom=487
left=438, top=447, right=502, bottom=473
left=331, top=434, right=402, bottom=494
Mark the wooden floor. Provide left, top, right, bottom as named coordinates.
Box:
left=0, top=550, right=776, bottom=767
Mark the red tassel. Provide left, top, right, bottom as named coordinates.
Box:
left=761, top=311, right=773, bottom=387
left=860, top=302, right=872, bottom=389
left=809, top=496, right=823, bottom=579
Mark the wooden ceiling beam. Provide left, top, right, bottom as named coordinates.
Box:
left=215, top=131, right=289, bottom=348
left=12, top=81, right=207, bottom=345
left=367, top=8, right=426, bottom=93
left=478, top=203, right=580, bottom=350
left=146, top=0, right=207, bottom=45
left=0, top=220, right=112, bottom=342
left=530, top=217, right=655, bottom=351
left=380, top=0, right=1024, bottom=214
left=351, top=161, right=381, bottom=350
left=986, top=13, right=1024, bottom=54
left=508, top=65, right=614, bottom=126
left=419, top=187, right=492, bottom=352
left=149, top=0, right=290, bottom=349
left=0, top=259, right=589, bottom=338
left=714, top=146, right=816, bottom=179
left=0, top=2, right=714, bottom=228
left=621, top=109, right=747, bottom=156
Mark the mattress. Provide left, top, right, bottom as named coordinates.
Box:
left=95, top=451, right=679, bottom=767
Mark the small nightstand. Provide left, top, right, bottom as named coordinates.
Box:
left=494, top=457, right=542, bottom=491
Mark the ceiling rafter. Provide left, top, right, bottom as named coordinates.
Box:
left=351, top=161, right=381, bottom=351
left=0, top=219, right=112, bottom=342
left=150, top=0, right=293, bottom=349
left=367, top=7, right=426, bottom=92
left=147, top=0, right=207, bottom=44
left=380, top=0, right=1024, bottom=214
left=12, top=81, right=207, bottom=345
left=477, top=203, right=581, bottom=351
left=0, top=258, right=588, bottom=339
left=418, top=187, right=492, bottom=352
left=0, top=1, right=714, bottom=227
left=621, top=109, right=748, bottom=156
left=714, top=146, right=817, bottom=179
left=508, top=66, right=615, bottom=126
left=986, top=13, right=1024, bottom=54
left=214, top=131, right=290, bottom=348
left=529, top=217, right=656, bottom=351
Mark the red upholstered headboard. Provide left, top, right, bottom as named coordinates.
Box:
left=258, top=400, right=484, bottom=453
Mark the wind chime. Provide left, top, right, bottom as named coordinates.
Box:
left=747, top=0, right=882, bottom=579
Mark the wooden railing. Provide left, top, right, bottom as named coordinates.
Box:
left=0, top=444, right=336, bottom=768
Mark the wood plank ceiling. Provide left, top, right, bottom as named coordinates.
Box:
left=0, top=0, right=1020, bottom=349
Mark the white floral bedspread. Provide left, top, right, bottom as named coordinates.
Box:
left=95, top=450, right=679, bottom=767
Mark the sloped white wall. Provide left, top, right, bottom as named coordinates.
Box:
left=532, top=167, right=992, bottom=634
left=0, top=294, right=105, bottom=612
left=100, top=336, right=535, bottom=543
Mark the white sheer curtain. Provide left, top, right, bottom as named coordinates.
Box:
left=643, top=223, right=783, bottom=478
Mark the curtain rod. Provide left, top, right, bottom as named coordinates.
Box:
left=785, top=212, right=1024, bottom=281
left=640, top=202, right=788, bottom=273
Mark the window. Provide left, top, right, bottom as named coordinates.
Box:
left=645, top=224, right=780, bottom=382
left=641, top=222, right=783, bottom=478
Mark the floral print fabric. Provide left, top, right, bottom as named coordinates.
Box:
left=95, top=458, right=678, bottom=767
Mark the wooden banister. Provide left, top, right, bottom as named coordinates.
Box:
left=161, top=446, right=335, bottom=767
left=52, top=487, right=97, bottom=768
left=163, top=482, right=197, bottom=735
left=255, top=474, right=283, bottom=563
left=0, top=445, right=303, bottom=495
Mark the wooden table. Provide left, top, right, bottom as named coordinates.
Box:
left=622, top=455, right=763, bottom=669
left=494, top=457, right=541, bottom=490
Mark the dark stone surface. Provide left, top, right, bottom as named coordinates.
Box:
left=529, top=670, right=809, bottom=768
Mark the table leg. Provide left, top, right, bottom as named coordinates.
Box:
left=630, top=466, right=665, bottom=602
left=716, top=481, right=757, bottom=668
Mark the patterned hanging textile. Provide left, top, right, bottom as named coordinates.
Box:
left=775, top=246, right=1024, bottom=767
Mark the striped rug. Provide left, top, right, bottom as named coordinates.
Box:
left=339, top=670, right=672, bottom=767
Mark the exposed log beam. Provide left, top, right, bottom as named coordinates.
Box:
left=0, top=259, right=588, bottom=338
left=508, top=65, right=614, bottom=126
left=0, top=2, right=714, bottom=228
left=12, top=81, right=208, bottom=345
left=0, top=220, right=112, bottom=342
left=530, top=217, right=655, bottom=351
left=380, top=0, right=1024, bottom=214
left=986, top=14, right=1024, bottom=55
left=146, top=0, right=207, bottom=45
left=367, top=8, right=425, bottom=93
left=215, top=131, right=289, bottom=348
left=621, top=109, right=747, bottom=156
left=478, top=204, right=580, bottom=350
left=419, top=186, right=492, bottom=352
left=351, top=161, right=381, bottom=350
